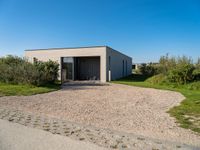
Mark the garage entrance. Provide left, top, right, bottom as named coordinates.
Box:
left=61, top=56, right=100, bottom=83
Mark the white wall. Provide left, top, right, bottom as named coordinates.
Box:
left=106, top=47, right=132, bottom=81
left=25, top=46, right=132, bottom=82
left=25, top=47, right=107, bottom=82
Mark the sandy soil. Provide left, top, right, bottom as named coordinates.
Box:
left=0, top=83, right=199, bottom=146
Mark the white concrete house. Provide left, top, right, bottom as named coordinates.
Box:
left=25, top=46, right=132, bottom=83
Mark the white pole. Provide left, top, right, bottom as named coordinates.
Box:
left=109, top=70, right=111, bottom=82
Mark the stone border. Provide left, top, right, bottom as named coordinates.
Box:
left=0, top=107, right=198, bottom=150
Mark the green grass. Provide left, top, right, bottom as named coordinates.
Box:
left=112, top=74, right=200, bottom=133
left=0, top=83, right=61, bottom=96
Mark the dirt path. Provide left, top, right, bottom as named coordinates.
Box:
left=0, top=83, right=199, bottom=147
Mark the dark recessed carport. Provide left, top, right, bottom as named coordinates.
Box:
left=61, top=56, right=100, bottom=83
left=74, top=56, right=100, bottom=80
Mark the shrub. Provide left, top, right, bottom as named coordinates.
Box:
left=139, top=55, right=199, bottom=85
left=193, top=59, right=200, bottom=81
left=33, top=59, right=59, bottom=85
left=192, top=68, right=200, bottom=81
left=167, top=56, right=195, bottom=84
left=187, top=81, right=200, bottom=90
left=0, top=55, right=59, bottom=86
left=138, top=63, right=158, bottom=77
left=158, top=54, right=176, bottom=74
left=0, top=56, right=35, bottom=84
left=167, top=64, right=195, bottom=84
left=145, top=74, right=167, bottom=84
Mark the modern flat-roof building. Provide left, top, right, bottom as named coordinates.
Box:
left=25, top=46, right=132, bottom=83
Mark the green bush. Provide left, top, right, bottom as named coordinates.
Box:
left=167, top=57, right=194, bottom=84
left=187, top=81, right=200, bottom=90
left=193, top=60, right=200, bottom=81
left=145, top=74, right=167, bottom=84
left=158, top=54, right=176, bottom=74
left=33, top=59, right=59, bottom=85
left=138, top=63, right=158, bottom=77
left=0, top=55, right=59, bottom=86
left=167, top=64, right=194, bottom=84
left=0, top=56, right=36, bottom=84
left=139, top=55, right=199, bottom=85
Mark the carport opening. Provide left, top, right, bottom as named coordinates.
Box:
left=61, top=56, right=100, bottom=83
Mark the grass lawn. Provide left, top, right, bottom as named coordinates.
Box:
left=112, top=74, right=200, bottom=133
left=0, top=83, right=61, bottom=96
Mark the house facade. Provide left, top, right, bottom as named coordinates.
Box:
left=25, top=46, right=132, bottom=83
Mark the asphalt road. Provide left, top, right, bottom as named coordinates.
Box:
left=0, top=119, right=108, bottom=150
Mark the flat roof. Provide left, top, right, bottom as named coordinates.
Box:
left=25, top=46, right=107, bottom=51
left=25, top=45, right=132, bottom=59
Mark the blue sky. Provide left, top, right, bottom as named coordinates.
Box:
left=0, top=0, right=200, bottom=63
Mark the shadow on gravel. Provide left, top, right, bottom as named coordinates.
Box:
left=61, top=81, right=109, bottom=90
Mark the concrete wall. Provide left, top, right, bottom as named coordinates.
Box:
left=106, top=47, right=132, bottom=81
left=25, top=46, right=132, bottom=82
left=25, top=47, right=107, bottom=82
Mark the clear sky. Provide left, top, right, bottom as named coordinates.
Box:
left=0, top=0, right=200, bottom=63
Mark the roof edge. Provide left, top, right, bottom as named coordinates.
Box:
left=25, top=46, right=108, bottom=51
left=106, top=46, right=132, bottom=59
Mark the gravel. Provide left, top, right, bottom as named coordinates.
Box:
left=0, top=83, right=199, bottom=147
left=0, top=107, right=198, bottom=150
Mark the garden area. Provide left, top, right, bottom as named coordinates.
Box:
left=113, top=55, right=200, bottom=133
left=0, top=55, right=60, bottom=96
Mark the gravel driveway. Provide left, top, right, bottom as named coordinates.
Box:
left=0, top=83, right=199, bottom=146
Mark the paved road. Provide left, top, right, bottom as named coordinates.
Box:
left=0, top=119, right=108, bottom=150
